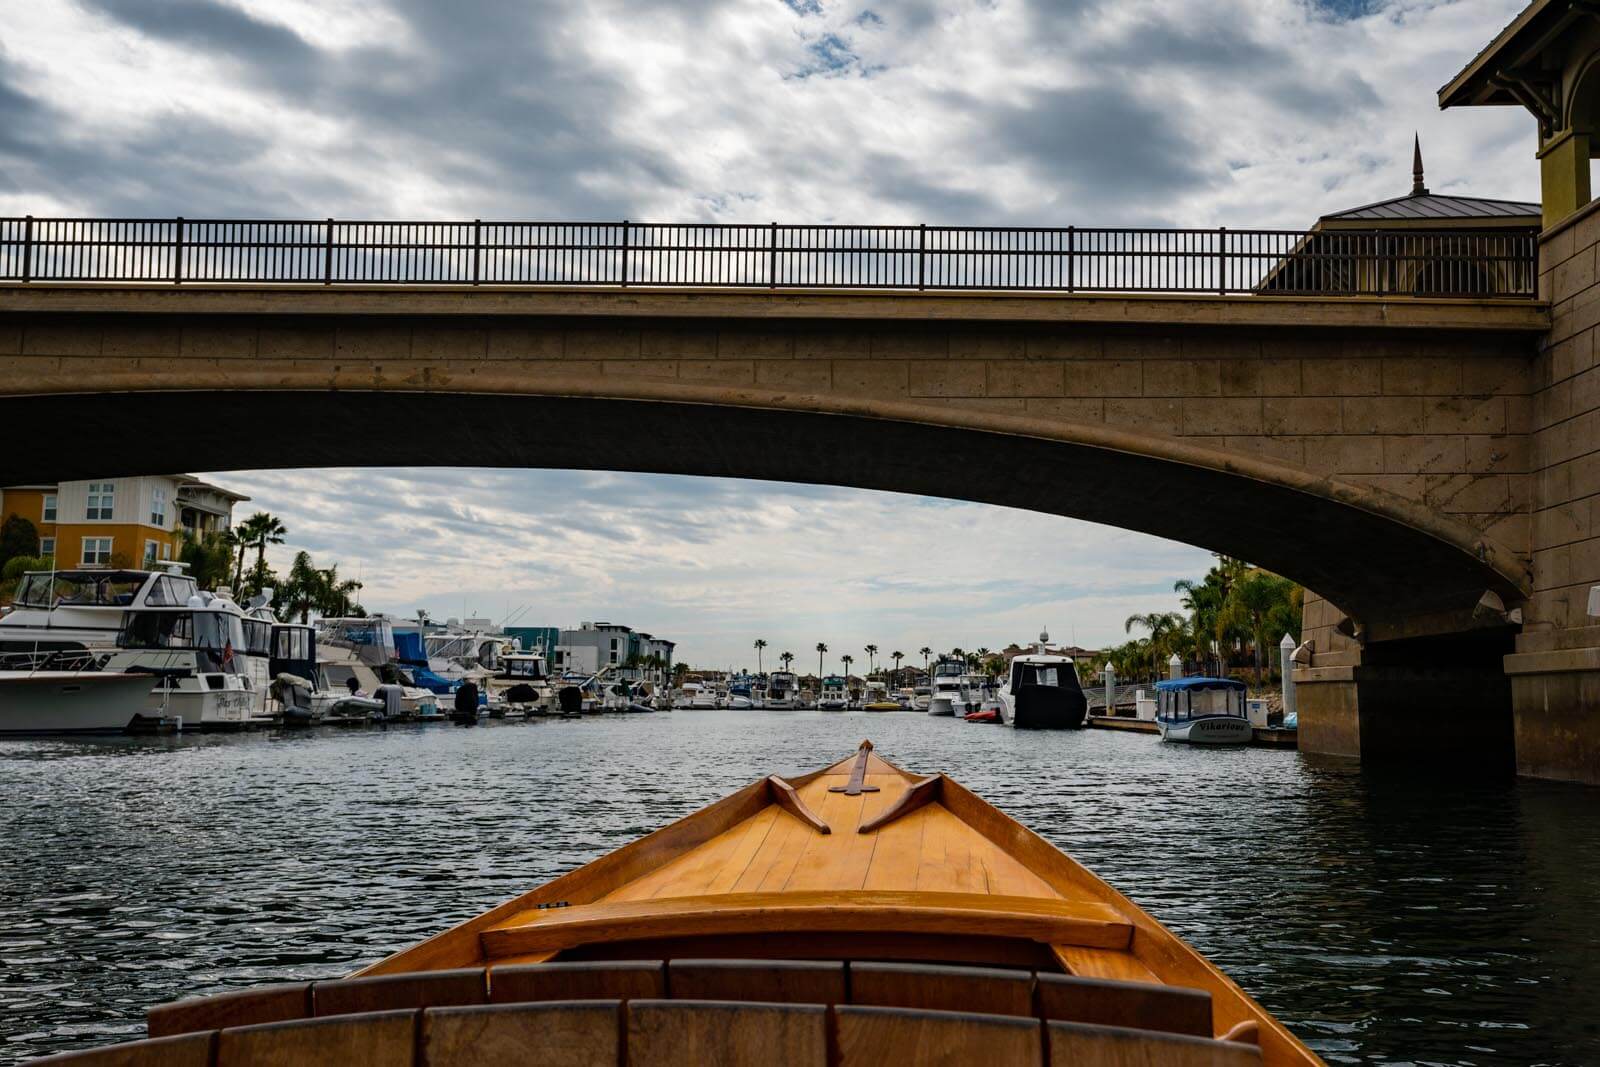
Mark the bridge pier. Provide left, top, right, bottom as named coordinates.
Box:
left=1295, top=630, right=1517, bottom=774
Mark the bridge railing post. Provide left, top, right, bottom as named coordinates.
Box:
left=173, top=217, right=184, bottom=285
left=21, top=215, right=32, bottom=283
left=1067, top=225, right=1075, bottom=293
left=620, top=219, right=629, bottom=287
left=472, top=219, right=482, bottom=285
left=1217, top=226, right=1226, bottom=295
left=323, top=218, right=334, bottom=285
left=768, top=221, right=778, bottom=289
left=917, top=223, right=926, bottom=290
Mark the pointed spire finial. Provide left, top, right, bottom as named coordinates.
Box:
left=1411, top=133, right=1428, bottom=196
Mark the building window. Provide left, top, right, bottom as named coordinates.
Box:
left=42, top=494, right=56, bottom=523
left=161, top=541, right=171, bottom=560
left=144, top=540, right=160, bottom=565
left=151, top=489, right=167, bottom=527
left=86, top=483, right=115, bottom=520
left=39, top=536, right=55, bottom=559
left=81, top=537, right=113, bottom=566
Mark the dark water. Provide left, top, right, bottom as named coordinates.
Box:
left=2, top=713, right=1598, bottom=1065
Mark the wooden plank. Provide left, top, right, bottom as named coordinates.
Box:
left=422, top=1002, right=620, bottom=1067
left=702, top=806, right=784, bottom=895
left=148, top=984, right=311, bottom=1038
left=480, top=891, right=1131, bottom=958
left=606, top=806, right=780, bottom=902
left=42, top=1032, right=215, bottom=1066
left=781, top=787, right=881, bottom=893
left=313, top=969, right=486, bottom=1016
left=849, top=961, right=1035, bottom=1017
left=835, top=1005, right=1042, bottom=1067
left=626, top=1000, right=827, bottom=1065
left=1045, top=1020, right=1262, bottom=1066
left=862, top=804, right=927, bottom=892
left=489, top=961, right=663, bottom=1004
left=915, top=806, right=982, bottom=893
left=215, top=1010, right=417, bottom=1066
left=1051, top=946, right=1161, bottom=985
left=1035, top=972, right=1212, bottom=1038
left=667, top=959, right=846, bottom=1005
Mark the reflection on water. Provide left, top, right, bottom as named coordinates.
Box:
left=2, top=714, right=1598, bottom=1064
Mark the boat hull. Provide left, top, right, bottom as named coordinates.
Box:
left=1158, top=715, right=1253, bottom=744
left=1002, top=684, right=1088, bottom=729
left=0, top=672, right=170, bottom=734
left=926, top=697, right=956, bottom=716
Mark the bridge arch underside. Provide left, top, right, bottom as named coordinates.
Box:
left=0, top=386, right=1525, bottom=632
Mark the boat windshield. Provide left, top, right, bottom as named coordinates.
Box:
left=117, top=610, right=246, bottom=668
left=242, top=619, right=272, bottom=656
left=934, top=661, right=963, bottom=677
left=14, top=573, right=148, bottom=609
left=505, top=657, right=546, bottom=680
left=272, top=627, right=313, bottom=663
left=1013, top=663, right=1063, bottom=688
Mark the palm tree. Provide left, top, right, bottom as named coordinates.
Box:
left=226, top=525, right=249, bottom=593
left=318, top=563, right=362, bottom=617
left=753, top=638, right=767, bottom=674
left=864, top=644, right=878, bottom=676
left=279, top=551, right=322, bottom=623
left=780, top=651, right=794, bottom=672
left=920, top=646, right=932, bottom=673
left=816, top=642, right=828, bottom=678
left=841, top=653, right=854, bottom=679
left=891, top=650, right=904, bottom=681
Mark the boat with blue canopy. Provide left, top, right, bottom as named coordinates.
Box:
left=1154, top=677, right=1253, bottom=745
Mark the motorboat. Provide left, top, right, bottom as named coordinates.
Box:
left=0, top=650, right=177, bottom=734
left=316, top=616, right=440, bottom=720
left=691, top=684, right=720, bottom=711
left=964, top=706, right=1001, bottom=724
left=997, top=648, right=1087, bottom=729
left=961, top=673, right=990, bottom=714
left=895, top=687, right=915, bottom=708
left=110, top=741, right=1318, bottom=1066
left=1155, top=677, right=1255, bottom=745
left=817, top=674, right=849, bottom=710
left=489, top=651, right=555, bottom=716
left=765, top=670, right=798, bottom=709
left=911, top=685, right=932, bottom=711
left=0, top=566, right=199, bottom=655
left=927, top=657, right=967, bottom=717
left=95, top=589, right=255, bottom=730
left=749, top=677, right=768, bottom=709
left=861, top=680, right=899, bottom=711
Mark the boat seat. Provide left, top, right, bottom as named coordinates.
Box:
left=626, top=998, right=829, bottom=1065
left=669, top=958, right=847, bottom=1004
left=31, top=1032, right=215, bottom=1066
left=422, top=1000, right=621, bottom=1067
left=1045, top=1020, right=1263, bottom=1066
left=147, top=982, right=312, bottom=1038
left=491, top=960, right=664, bottom=1003
left=1036, top=972, right=1213, bottom=1038
left=849, top=961, right=1034, bottom=1017
left=311, top=967, right=486, bottom=1017
left=216, top=1008, right=418, bottom=1065
left=835, top=1005, right=1043, bottom=1066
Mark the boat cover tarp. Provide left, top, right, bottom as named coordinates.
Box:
left=1155, top=677, right=1247, bottom=692
left=1013, top=683, right=1087, bottom=729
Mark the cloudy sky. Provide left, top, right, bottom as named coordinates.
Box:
left=3, top=0, right=1537, bottom=666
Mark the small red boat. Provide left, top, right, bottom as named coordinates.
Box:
left=965, top=707, right=1001, bottom=723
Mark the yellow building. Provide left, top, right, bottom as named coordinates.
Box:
left=0, top=475, right=248, bottom=568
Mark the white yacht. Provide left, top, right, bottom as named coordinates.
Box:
left=0, top=567, right=197, bottom=654
left=765, top=671, right=798, bottom=710
left=997, top=634, right=1087, bottom=729
left=488, top=651, right=555, bottom=716
left=961, top=673, right=989, bottom=714
left=927, top=657, right=967, bottom=717
left=691, top=683, right=719, bottom=710
left=749, top=678, right=768, bottom=709
left=100, top=589, right=255, bottom=730
left=911, top=686, right=932, bottom=711
left=0, top=651, right=174, bottom=734
left=316, top=616, right=440, bottom=719
left=818, top=675, right=849, bottom=710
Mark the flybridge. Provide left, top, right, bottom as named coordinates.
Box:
left=0, top=217, right=1538, bottom=297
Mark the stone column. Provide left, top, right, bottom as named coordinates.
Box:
left=1504, top=198, right=1600, bottom=785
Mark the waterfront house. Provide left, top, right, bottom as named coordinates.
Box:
left=0, top=475, right=247, bottom=568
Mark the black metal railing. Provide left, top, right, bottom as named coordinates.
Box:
left=0, top=218, right=1539, bottom=297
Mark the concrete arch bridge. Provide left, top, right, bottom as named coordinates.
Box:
left=0, top=282, right=1555, bottom=774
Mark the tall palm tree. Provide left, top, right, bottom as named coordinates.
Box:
left=920, top=646, right=932, bottom=673
left=841, top=655, right=854, bottom=684
left=815, top=642, right=828, bottom=679
left=226, top=525, right=249, bottom=593
left=891, top=650, right=904, bottom=680
left=236, top=512, right=286, bottom=593
left=864, top=644, right=878, bottom=676
left=780, top=651, right=794, bottom=672
left=753, top=638, right=767, bottom=674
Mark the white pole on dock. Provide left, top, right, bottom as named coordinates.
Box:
left=1167, top=653, right=1182, bottom=680
left=1279, top=633, right=1297, bottom=720
left=1102, top=664, right=1115, bottom=715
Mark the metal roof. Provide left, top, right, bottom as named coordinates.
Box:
left=1322, top=191, right=1540, bottom=222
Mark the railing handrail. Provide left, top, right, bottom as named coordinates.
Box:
left=0, top=217, right=1540, bottom=298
